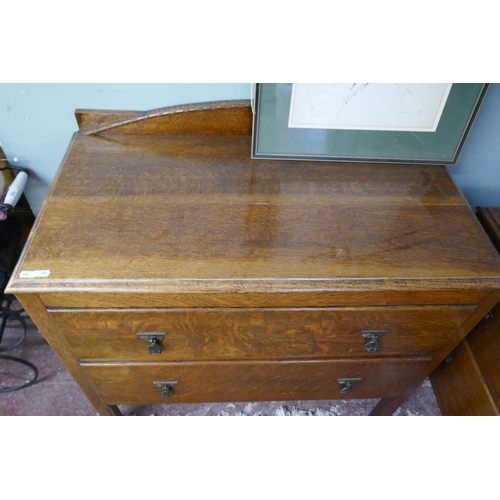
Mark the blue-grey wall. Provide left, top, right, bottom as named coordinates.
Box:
left=0, top=83, right=498, bottom=214
left=0, top=84, right=251, bottom=213
left=448, top=84, right=500, bottom=209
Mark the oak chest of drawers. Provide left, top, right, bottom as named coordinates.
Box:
left=7, top=101, right=500, bottom=416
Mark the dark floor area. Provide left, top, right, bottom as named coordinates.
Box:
left=0, top=301, right=441, bottom=416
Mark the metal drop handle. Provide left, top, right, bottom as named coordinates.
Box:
left=153, top=381, right=178, bottom=398
left=137, top=332, right=167, bottom=355
left=338, top=378, right=361, bottom=394
left=361, top=330, right=389, bottom=353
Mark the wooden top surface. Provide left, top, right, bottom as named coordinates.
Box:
left=7, top=103, right=500, bottom=294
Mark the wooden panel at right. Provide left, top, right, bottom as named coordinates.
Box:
left=430, top=207, right=500, bottom=416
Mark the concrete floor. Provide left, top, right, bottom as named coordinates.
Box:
left=0, top=302, right=441, bottom=416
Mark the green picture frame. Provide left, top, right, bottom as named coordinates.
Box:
left=251, top=83, right=488, bottom=164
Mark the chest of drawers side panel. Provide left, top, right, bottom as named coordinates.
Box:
left=372, top=289, right=500, bottom=416
left=430, top=206, right=500, bottom=415
left=461, top=301, right=500, bottom=406
left=431, top=337, right=500, bottom=416
left=14, top=293, right=112, bottom=416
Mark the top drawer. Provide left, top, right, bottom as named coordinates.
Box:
left=50, top=306, right=473, bottom=362
left=40, top=290, right=487, bottom=308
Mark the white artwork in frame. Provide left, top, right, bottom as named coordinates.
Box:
left=288, top=83, right=453, bottom=132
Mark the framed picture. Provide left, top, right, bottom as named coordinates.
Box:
left=251, top=83, right=488, bottom=164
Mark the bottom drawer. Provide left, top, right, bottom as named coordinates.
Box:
left=82, top=358, right=430, bottom=405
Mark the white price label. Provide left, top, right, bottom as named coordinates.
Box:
left=19, top=270, right=51, bottom=278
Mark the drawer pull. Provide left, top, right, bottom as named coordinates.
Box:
left=136, top=332, right=167, bottom=355
left=361, top=330, right=389, bottom=353
left=338, top=378, right=361, bottom=395
left=153, top=381, right=178, bottom=398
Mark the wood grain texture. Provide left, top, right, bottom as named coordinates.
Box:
left=7, top=104, right=500, bottom=417
left=82, top=358, right=430, bottom=405
left=464, top=301, right=500, bottom=405
left=50, top=305, right=474, bottom=362
left=40, top=290, right=487, bottom=309
left=374, top=288, right=500, bottom=415
left=7, top=134, right=500, bottom=295
left=430, top=338, right=500, bottom=416
left=76, top=101, right=252, bottom=136
left=430, top=207, right=500, bottom=415
left=432, top=286, right=500, bottom=413
left=476, top=207, right=500, bottom=254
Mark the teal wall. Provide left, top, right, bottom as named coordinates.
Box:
left=0, top=83, right=498, bottom=214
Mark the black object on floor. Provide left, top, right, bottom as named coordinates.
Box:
left=0, top=217, right=38, bottom=392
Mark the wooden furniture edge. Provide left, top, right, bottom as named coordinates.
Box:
left=7, top=277, right=500, bottom=296
left=370, top=289, right=500, bottom=415
left=476, top=207, right=500, bottom=252
left=427, top=206, right=500, bottom=416
left=5, top=133, right=81, bottom=297
left=15, top=293, right=119, bottom=416
left=431, top=338, right=500, bottom=416
left=75, top=100, right=253, bottom=136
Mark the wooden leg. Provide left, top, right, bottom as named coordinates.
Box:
left=370, top=397, right=406, bottom=416
left=92, top=403, right=123, bottom=416
left=106, top=405, right=122, bottom=416
left=16, top=293, right=122, bottom=417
